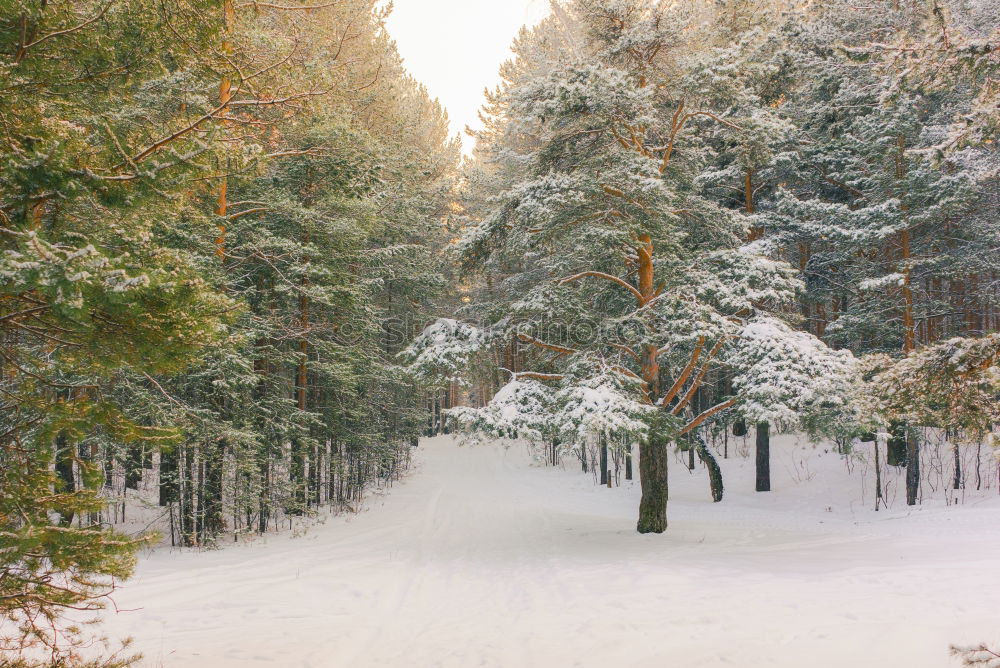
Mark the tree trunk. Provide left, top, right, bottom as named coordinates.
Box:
left=637, top=431, right=668, bottom=533
left=258, top=459, right=270, bottom=534
left=874, top=440, right=883, bottom=511
left=952, top=441, right=962, bottom=490
left=202, top=441, right=226, bottom=540
left=625, top=446, right=633, bottom=481
left=896, top=135, right=916, bottom=354
left=695, top=433, right=724, bottom=502
left=215, top=0, right=235, bottom=258
left=905, top=430, right=920, bottom=506
left=755, top=422, right=770, bottom=492
left=54, top=434, right=76, bottom=526
left=599, top=433, right=609, bottom=486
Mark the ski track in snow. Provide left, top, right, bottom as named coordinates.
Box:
left=101, top=435, right=1000, bottom=668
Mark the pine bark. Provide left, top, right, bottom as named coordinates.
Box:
left=755, top=422, right=770, bottom=492
left=636, top=431, right=668, bottom=533
left=905, top=431, right=920, bottom=506
left=695, top=434, right=724, bottom=502
left=599, top=433, right=609, bottom=486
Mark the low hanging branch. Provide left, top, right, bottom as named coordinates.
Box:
left=514, top=371, right=565, bottom=382
left=516, top=333, right=578, bottom=356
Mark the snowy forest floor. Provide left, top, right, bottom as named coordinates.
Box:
left=100, top=434, right=1000, bottom=668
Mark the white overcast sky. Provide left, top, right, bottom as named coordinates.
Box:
left=384, top=0, right=551, bottom=154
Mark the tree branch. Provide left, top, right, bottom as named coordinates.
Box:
left=558, top=271, right=643, bottom=303
left=671, top=338, right=727, bottom=415
left=659, top=336, right=706, bottom=408
left=680, top=398, right=738, bottom=435
left=516, top=333, right=577, bottom=356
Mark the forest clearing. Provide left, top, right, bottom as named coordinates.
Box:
left=99, top=435, right=999, bottom=668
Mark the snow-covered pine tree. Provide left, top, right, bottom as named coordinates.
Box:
left=406, top=0, right=855, bottom=533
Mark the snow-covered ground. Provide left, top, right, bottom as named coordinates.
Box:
left=101, top=434, right=999, bottom=667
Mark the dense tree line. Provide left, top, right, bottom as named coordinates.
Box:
left=404, top=0, right=997, bottom=531
left=1, top=1, right=458, bottom=664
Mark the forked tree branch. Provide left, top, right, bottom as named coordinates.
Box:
left=679, top=398, right=738, bottom=435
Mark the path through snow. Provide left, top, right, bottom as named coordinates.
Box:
left=103, top=435, right=999, bottom=667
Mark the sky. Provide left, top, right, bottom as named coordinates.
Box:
left=384, top=0, right=551, bottom=155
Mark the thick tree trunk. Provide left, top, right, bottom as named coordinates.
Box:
left=637, top=432, right=668, bottom=533
left=755, top=422, right=770, bottom=492
left=905, top=431, right=920, bottom=506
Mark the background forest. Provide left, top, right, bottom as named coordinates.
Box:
left=1, top=0, right=998, bottom=666
left=1, top=0, right=460, bottom=663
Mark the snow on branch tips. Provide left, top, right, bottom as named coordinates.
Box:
left=449, top=378, right=556, bottom=443
left=398, top=318, right=486, bottom=385
left=867, top=334, right=1000, bottom=437
left=730, top=317, right=857, bottom=430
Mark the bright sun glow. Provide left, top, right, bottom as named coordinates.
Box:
left=385, top=0, right=551, bottom=155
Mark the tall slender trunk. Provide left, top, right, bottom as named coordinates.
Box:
left=755, top=422, right=770, bottom=492
left=953, top=441, right=962, bottom=490
left=202, top=441, right=226, bottom=539
left=896, top=135, right=916, bottom=353
left=215, top=0, right=235, bottom=258
left=599, top=432, right=609, bottom=486
left=905, top=430, right=920, bottom=506
left=874, top=440, right=883, bottom=511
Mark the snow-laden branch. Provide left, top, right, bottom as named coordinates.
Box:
left=558, top=271, right=644, bottom=303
